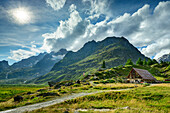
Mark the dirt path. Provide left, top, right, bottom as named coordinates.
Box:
left=0, top=89, right=131, bottom=113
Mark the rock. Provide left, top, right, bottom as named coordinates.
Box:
left=74, top=111, right=79, bottom=113
left=75, top=80, right=80, bottom=84
left=64, top=82, right=74, bottom=86
left=54, top=84, right=61, bottom=89
left=37, top=89, right=46, bottom=92
left=122, top=106, right=130, bottom=110
left=31, top=96, right=35, bottom=99
left=64, top=109, right=69, bottom=113
left=14, top=95, right=23, bottom=102
left=37, top=92, right=59, bottom=97
left=27, top=92, right=32, bottom=95
left=84, top=82, right=90, bottom=85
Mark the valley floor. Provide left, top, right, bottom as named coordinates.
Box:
left=0, top=89, right=130, bottom=113
left=29, top=83, right=170, bottom=113
left=0, top=83, right=169, bottom=113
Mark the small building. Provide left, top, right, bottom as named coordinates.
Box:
left=127, top=68, right=157, bottom=83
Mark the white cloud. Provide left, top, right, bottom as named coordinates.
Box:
left=8, top=42, right=42, bottom=61
left=45, top=0, right=66, bottom=11
left=42, top=1, right=170, bottom=59
left=51, top=54, right=65, bottom=60
left=83, top=0, right=112, bottom=19
left=8, top=49, right=36, bottom=61
left=154, top=49, right=170, bottom=60
left=42, top=4, right=89, bottom=52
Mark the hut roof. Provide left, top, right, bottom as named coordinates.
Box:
left=132, top=68, right=157, bottom=80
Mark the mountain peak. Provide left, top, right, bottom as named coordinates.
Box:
left=0, top=60, right=9, bottom=72
left=35, top=36, right=147, bottom=84
left=158, top=53, right=170, bottom=62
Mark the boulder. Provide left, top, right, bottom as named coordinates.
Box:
left=31, top=96, right=35, bottom=99
left=84, top=82, right=90, bottom=85
left=54, top=84, right=61, bottom=89
left=27, top=92, right=32, bottom=95
left=14, top=95, right=23, bottom=102
left=37, top=89, right=46, bottom=92
left=75, top=80, right=80, bottom=84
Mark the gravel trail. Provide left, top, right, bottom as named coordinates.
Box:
left=0, top=89, right=131, bottom=113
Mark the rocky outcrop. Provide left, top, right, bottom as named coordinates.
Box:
left=157, top=53, right=170, bottom=62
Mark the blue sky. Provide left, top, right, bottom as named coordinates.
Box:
left=0, top=0, right=170, bottom=65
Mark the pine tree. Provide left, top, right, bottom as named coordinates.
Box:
left=143, top=59, right=147, bottom=65
left=152, top=59, right=158, bottom=64
left=125, top=59, right=133, bottom=65
left=147, top=59, right=153, bottom=65
left=136, top=58, right=143, bottom=65
left=101, top=60, right=106, bottom=68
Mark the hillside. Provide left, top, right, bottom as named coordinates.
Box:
left=0, top=49, right=68, bottom=84
left=11, top=53, right=47, bottom=69
left=32, top=36, right=147, bottom=84
left=0, top=60, right=9, bottom=73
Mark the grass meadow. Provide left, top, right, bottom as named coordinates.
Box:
left=0, top=83, right=143, bottom=111
left=29, top=84, right=170, bottom=113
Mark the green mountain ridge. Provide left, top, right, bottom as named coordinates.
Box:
left=31, top=36, right=148, bottom=84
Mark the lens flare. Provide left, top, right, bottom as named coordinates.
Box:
left=10, top=7, right=32, bottom=24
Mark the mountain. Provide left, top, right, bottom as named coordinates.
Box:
left=32, top=36, right=148, bottom=84
left=34, top=49, right=67, bottom=72
left=0, top=49, right=68, bottom=84
left=11, top=52, right=47, bottom=69
left=0, top=60, right=9, bottom=72
left=157, top=53, right=170, bottom=62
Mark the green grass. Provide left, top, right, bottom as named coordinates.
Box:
left=29, top=84, right=170, bottom=113
left=0, top=83, right=142, bottom=111
left=0, top=84, right=47, bottom=102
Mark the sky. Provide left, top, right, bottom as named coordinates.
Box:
left=0, top=0, right=170, bottom=65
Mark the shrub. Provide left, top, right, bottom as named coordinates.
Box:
left=101, top=60, right=106, bottom=68
left=126, top=59, right=133, bottom=65
left=108, top=79, right=115, bottom=83
left=94, top=81, right=99, bottom=84
left=143, top=83, right=150, bottom=87
left=136, top=58, right=143, bottom=65
left=73, top=84, right=81, bottom=87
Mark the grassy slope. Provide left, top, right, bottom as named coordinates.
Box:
left=29, top=84, right=170, bottom=113
left=34, top=44, right=145, bottom=84
left=85, top=64, right=170, bottom=82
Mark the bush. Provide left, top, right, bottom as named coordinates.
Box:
left=126, top=59, right=133, bottom=65
left=108, top=79, right=115, bottom=83
left=59, top=90, right=67, bottom=94
left=136, top=58, right=143, bottom=65
left=100, top=80, right=109, bottom=84
left=73, top=84, right=81, bottom=87
left=94, top=81, right=99, bottom=84
left=143, top=83, right=150, bottom=87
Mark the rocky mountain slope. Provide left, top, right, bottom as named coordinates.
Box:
left=158, top=53, right=170, bottom=62
left=0, top=60, right=9, bottom=72
left=11, top=53, right=47, bottom=69
left=32, top=36, right=148, bottom=84
left=0, top=49, right=68, bottom=84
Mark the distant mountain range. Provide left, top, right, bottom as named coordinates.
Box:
left=30, top=36, right=148, bottom=84
left=0, top=49, right=68, bottom=84
left=0, top=60, right=9, bottom=72
left=157, top=53, right=170, bottom=62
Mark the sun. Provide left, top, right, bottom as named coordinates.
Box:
left=10, top=7, right=32, bottom=24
